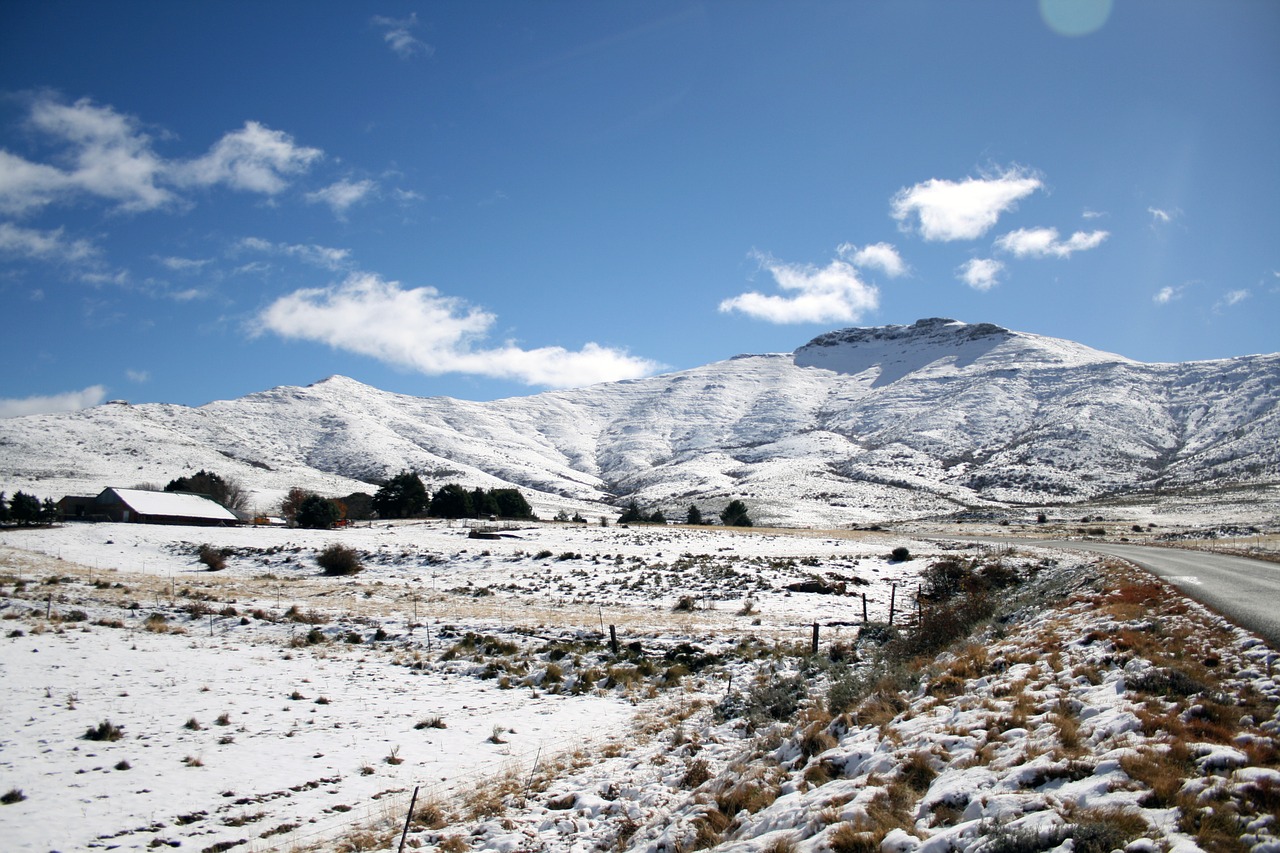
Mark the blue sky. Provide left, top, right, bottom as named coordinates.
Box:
left=1, top=1, right=1276, bottom=416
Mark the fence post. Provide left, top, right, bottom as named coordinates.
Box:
left=811, top=623, right=820, bottom=655
left=889, top=584, right=897, bottom=625
left=609, top=625, right=619, bottom=656
left=398, top=785, right=419, bottom=853
left=862, top=593, right=868, bottom=623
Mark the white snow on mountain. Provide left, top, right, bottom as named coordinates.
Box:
left=1, top=319, right=1277, bottom=524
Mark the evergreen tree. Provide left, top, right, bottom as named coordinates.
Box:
left=340, top=492, right=375, bottom=522
left=686, top=505, right=704, bottom=525
left=428, top=483, right=473, bottom=519
left=9, top=491, right=42, bottom=525
left=0, top=492, right=9, bottom=524
left=490, top=488, right=533, bottom=519
left=371, top=471, right=429, bottom=519
left=41, top=497, right=58, bottom=523
left=617, top=500, right=644, bottom=524
left=720, top=499, right=753, bottom=527
left=647, top=509, right=667, bottom=525
left=164, top=470, right=248, bottom=511
left=470, top=487, right=500, bottom=518
left=296, top=495, right=340, bottom=529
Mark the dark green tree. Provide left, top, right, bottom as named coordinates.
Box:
left=296, top=495, right=341, bottom=529
left=0, top=492, right=9, bottom=524
left=647, top=509, right=666, bottom=525
left=490, top=488, right=533, bottom=519
left=428, top=483, right=473, bottom=519
left=340, top=492, right=375, bottom=522
left=617, top=501, right=644, bottom=524
left=686, top=505, right=704, bottom=525
left=720, top=499, right=753, bottom=527
left=41, top=497, right=58, bottom=523
left=165, top=470, right=248, bottom=511
left=371, top=471, right=429, bottom=519
left=9, top=491, right=42, bottom=525
left=470, top=487, right=500, bottom=518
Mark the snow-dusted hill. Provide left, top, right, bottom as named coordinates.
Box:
left=2, top=318, right=1278, bottom=524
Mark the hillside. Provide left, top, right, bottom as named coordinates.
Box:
left=1, top=319, right=1278, bottom=524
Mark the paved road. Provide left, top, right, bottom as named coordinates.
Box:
left=940, top=536, right=1280, bottom=648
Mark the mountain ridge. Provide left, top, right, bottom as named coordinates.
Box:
left=2, top=319, right=1277, bottom=525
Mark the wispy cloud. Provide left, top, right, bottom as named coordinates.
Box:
left=994, top=227, right=1109, bottom=259
left=372, top=13, right=433, bottom=59
left=0, top=222, right=99, bottom=263
left=837, top=242, right=907, bottom=278
left=719, top=250, right=879, bottom=324
left=1153, top=285, right=1184, bottom=304
left=306, top=178, right=376, bottom=218
left=1215, top=288, right=1250, bottom=311
left=891, top=166, right=1042, bottom=241
left=0, top=384, right=107, bottom=418
left=172, top=121, right=322, bottom=194
left=125, top=369, right=149, bottom=383
left=235, top=237, right=352, bottom=271
left=1082, top=208, right=1106, bottom=220
left=256, top=272, right=661, bottom=388
left=0, top=95, right=322, bottom=216
left=956, top=258, right=1004, bottom=291
left=155, top=255, right=211, bottom=272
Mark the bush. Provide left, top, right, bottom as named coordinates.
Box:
left=197, top=544, right=227, bottom=571
left=84, top=720, right=124, bottom=741
left=1, top=788, right=25, bottom=805
left=316, top=543, right=362, bottom=575
left=889, top=547, right=911, bottom=562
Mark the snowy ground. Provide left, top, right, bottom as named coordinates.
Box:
left=1, top=520, right=1277, bottom=852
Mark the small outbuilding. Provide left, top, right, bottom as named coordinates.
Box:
left=93, top=488, right=239, bottom=526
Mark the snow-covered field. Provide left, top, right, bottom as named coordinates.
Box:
left=2, top=520, right=1278, bottom=852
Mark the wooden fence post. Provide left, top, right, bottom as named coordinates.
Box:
left=889, top=583, right=897, bottom=625
left=398, top=785, right=419, bottom=853
left=811, top=623, right=820, bottom=655
left=609, top=625, right=619, bottom=656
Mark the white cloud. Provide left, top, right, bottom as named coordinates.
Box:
left=994, top=227, right=1109, bottom=259
left=0, top=96, right=322, bottom=215
left=1148, top=206, right=1174, bottom=224
left=719, top=250, right=879, bottom=324
left=306, top=179, right=376, bottom=217
left=891, top=166, right=1042, bottom=241
left=256, top=272, right=660, bottom=388
left=837, top=242, right=907, bottom=278
left=156, top=255, right=211, bottom=272
left=1082, top=208, right=1106, bottom=219
left=372, top=13, right=433, bottom=58
left=957, top=258, right=1004, bottom=291
left=0, top=222, right=99, bottom=263
left=235, top=237, right=352, bottom=270
left=125, top=369, right=150, bottom=383
left=0, top=385, right=107, bottom=418
left=1153, top=285, right=1183, bottom=304
left=175, top=121, right=322, bottom=194
left=1221, top=288, right=1250, bottom=308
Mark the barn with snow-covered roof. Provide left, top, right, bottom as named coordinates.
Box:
left=93, top=488, right=239, bottom=526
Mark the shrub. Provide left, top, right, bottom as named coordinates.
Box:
left=84, top=720, right=124, bottom=741
left=889, top=547, right=911, bottom=562
left=1, top=788, right=25, bottom=805
left=197, top=544, right=227, bottom=571
left=316, top=543, right=362, bottom=576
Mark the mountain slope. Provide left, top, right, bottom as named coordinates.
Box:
left=2, top=318, right=1277, bottom=524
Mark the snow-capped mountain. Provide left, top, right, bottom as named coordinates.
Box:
left=2, top=318, right=1277, bottom=524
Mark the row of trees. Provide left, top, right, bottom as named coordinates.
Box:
left=277, top=472, right=537, bottom=529
left=0, top=491, right=57, bottom=526
left=164, top=470, right=249, bottom=511
left=370, top=471, right=535, bottom=521
left=618, top=499, right=753, bottom=527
